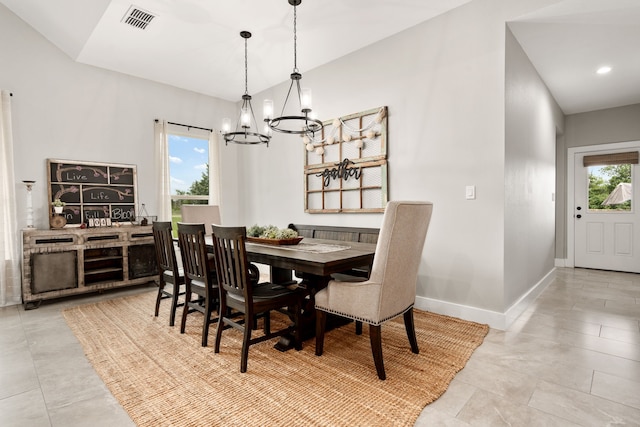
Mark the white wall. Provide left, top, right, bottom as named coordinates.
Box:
left=0, top=3, right=237, bottom=231
left=231, top=0, right=565, bottom=322
left=2, top=0, right=569, bottom=327
left=504, top=28, right=563, bottom=311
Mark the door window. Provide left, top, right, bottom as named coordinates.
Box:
left=587, top=164, right=632, bottom=212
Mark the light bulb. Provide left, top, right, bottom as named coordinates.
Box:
left=263, top=99, right=273, bottom=120
left=221, top=118, right=231, bottom=134
left=301, top=88, right=312, bottom=112
left=240, top=107, right=250, bottom=128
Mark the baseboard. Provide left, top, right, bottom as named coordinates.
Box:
left=414, top=296, right=506, bottom=330
left=555, top=258, right=570, bottom=267
left=414, top=268, right=557, bottom=331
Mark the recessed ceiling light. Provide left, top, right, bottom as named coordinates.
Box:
left=597, top=66, right=612, bottom=75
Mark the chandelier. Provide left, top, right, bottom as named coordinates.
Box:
left=221, top=31, right=270, bottom=146
left=263, top=0, right=323, bottom=137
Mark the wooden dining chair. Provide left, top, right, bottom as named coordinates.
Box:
left=211, top=225, right=305, bottom=373
left=177, top=222, right=219, bottom=347
left=314, top=201, right=434, bottom=380
left=151, top=221, right=185, bottom=326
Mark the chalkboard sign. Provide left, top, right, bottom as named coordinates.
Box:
left=47, top=159, right=138, bottom=227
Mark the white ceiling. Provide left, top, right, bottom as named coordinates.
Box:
left=2, top=0, right=640, bottom=114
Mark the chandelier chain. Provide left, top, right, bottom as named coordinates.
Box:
left=293, top=3, right=298, bottom=72
left=244, top=36, right=248, bottom=94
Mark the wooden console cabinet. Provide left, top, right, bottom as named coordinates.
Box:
left=22, top=226, right=158, bottom=309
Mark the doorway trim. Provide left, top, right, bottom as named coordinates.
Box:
left=566, top=140, right=640, bottom=269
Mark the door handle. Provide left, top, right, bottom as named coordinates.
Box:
left=576, top=214, right=582, bottom=219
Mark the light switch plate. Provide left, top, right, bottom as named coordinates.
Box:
left=465, top=185, right=476, bottom=200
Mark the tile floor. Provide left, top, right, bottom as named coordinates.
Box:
left=1, top=268, right=639, bottom=426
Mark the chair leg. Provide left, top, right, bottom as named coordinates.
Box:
left=180, top=287, right=191, bottom=334
left=240, top=321, right=252, bottom=373
left=315, top=310, right=327, bottom=356
left=169, top=283, right=180, bottom=326
left=403, top=309, right=419, bottom=354
left=293, top=302, right=302, bottom=351
left=214, top=310, right=224, bottom=354
left=154, top=280, right=164, bottom=317
left=263, top=311, right=271, bottom=336
left=369, top=324, right=386, bottom=380
left=202, top=295, right=213, bottom=347
left=355, top=320, right=363, bottom=335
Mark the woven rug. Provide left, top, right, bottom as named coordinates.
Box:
left=63, top=291, right=489, bottom=427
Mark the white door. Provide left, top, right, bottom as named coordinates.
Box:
left=573, top=148, right=640, bottom=273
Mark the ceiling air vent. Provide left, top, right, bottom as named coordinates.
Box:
left=122, top=6, right=155, bottom=30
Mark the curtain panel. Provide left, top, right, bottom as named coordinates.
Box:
left=0, top=90, right=21, bottom=306
left=154, top=120, right=172, bottom=222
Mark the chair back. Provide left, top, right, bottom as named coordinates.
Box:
left=152, top=222, right=180, bottom=274
left=369, top=201, right=433, bottom=320
left=210, top=225, right=252, bottom=301
left=177, top=223, right=214, bottom=286
left=181, top=205, right=221, bottom=229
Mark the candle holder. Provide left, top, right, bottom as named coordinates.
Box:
left=23, top=180, right=35, bottom=228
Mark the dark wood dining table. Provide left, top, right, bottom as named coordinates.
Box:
left=244, top=238, right=376, bottom=287
left=208, top=237, right=377, bottom=350
left=245, top=238, right=376, bottom=350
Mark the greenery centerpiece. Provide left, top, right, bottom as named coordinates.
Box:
left=246, top=225, right=301, bottom=245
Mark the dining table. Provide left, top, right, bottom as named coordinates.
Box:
left=207, top=236, right=377, bottom=350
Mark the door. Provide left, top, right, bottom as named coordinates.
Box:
left=574, top=148, right=640, bottom=273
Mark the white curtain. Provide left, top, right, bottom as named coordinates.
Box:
left=0, top=90, right=21, bottom=307
left=154, top=120, right=172, bottom=221
left=208, top=130, right=221, bottom=207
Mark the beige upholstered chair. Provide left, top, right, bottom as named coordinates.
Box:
left=314, top=201, right=434, bottom=380
left=180, top=204, right=221, bottom=226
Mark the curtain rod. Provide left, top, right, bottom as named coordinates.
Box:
left=155, top=119, right=212, bottom=133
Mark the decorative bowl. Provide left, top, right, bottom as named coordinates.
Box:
left=246, top=236, right=303, bottom=246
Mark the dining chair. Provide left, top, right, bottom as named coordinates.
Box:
left=314, top=201, right=434, bottom=380
left=177, top=222, right=219, bottom=347
left=211, top=225, right=305, bottom=373
left=180, top=204, right=221, bottom=226
left=151, top=221, right=185, bottom=326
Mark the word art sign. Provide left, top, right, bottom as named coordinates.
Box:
left=47, top=159, right=138, bottom=228
left=304, top=106, right=388, bottom=213
left=315, top=158, right=362, bottom=187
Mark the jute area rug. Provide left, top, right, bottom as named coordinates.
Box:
left=63, top=290, right=489, bottom=427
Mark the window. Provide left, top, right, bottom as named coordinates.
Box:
left=167, top=126, right=210, bottom=227
left=155, top=120, right=220, bottom=229
left=587, top=164, right=632, bottom=212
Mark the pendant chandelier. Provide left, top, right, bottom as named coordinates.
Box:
left=221, top=31, right=270, bottom=146
left=263, top=0, right=323, bottom=137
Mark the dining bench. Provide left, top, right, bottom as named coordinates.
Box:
left=287, top=223, right=380, bottom=280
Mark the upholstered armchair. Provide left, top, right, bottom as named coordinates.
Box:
left=314, top=201, right=433, bottom=380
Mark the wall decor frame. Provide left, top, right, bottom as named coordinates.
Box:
left=304, top=106, right=388, bottom=213
left=47, top=159, right=138, bottom=228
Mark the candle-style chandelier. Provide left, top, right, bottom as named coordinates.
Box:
left=263, top=0, right=323, bottom=138
left=221, top=31, right=270, bottom=146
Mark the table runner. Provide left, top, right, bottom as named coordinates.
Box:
left=248, top=241, right=351, bottom=254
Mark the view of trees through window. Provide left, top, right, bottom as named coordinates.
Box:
left=588, top=164, right=632, bottom=211
left=168, top=133, right=209, bottom=229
